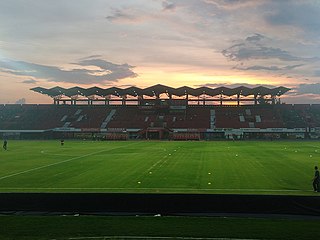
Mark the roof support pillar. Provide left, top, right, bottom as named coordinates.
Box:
left=122, top=95, right=127, bottom=106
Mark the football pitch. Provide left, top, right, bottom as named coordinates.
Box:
left=0, top=140, right=319, bottom=195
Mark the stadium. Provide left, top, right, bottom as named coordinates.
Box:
left=2, top=0, right=320, bottom=238
left=1, top=84, right=320, bottom=140
left=1, top=84, right=320, bottom=239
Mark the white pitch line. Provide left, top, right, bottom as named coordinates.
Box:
left=146, top=155, right=169, bottom=173
left=0, top=149, right=107, bottom=181
left=0, top=187, right=310, bottom=192
left=0, top=142, right=139, bottom=181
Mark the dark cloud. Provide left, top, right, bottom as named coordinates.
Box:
left=21, top=79, right=38, bottom=84
left=245, top=33, right=265, bottom=42
left=162, top=1, right=176, bottom=11
left=76, top=58, right=135, bottom=72
left=221, top=33, right=319, bottom=78
left=106, top=8, right=139, bottom=23
left=223, top=45, right=301, bottom=61
left=283, top=64, right=305, bottom=70
left=80, top=55, right=103, bottom=59
left=222, top=34, right=302, bottom=62
left=243, top=66, right=282, bottom=71
left=0, top=57, right=138, bottom=84
left=235, top=64, right=304, bottom=71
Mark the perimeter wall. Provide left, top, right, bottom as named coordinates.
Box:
left=0, top=193, right=320, bottom=216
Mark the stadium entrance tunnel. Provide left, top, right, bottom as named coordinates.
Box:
left=0, top=193, right=320, bottom=217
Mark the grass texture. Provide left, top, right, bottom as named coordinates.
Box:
left=0, top=140, right=319, bottom=195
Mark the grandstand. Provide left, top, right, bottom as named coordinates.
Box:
left=1, top=84, right=320, bottom=140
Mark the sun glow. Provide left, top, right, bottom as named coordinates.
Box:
left=125, top=66, right=290, bottom=89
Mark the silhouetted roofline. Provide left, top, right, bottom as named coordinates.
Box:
left=31, top=84, right=290, bottom=98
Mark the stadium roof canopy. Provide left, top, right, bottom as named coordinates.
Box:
left=31, top=84, right=290, bottom=98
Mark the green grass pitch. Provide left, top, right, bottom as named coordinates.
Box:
left=0, top=140, right=319, bottom=195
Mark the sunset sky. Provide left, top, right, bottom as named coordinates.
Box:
left=0, top=0, right=320, bottom=104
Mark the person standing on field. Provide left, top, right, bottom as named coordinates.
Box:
left=3, top=139, right=7, bottom=150
left=312, top=166, right=319, bottom=192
